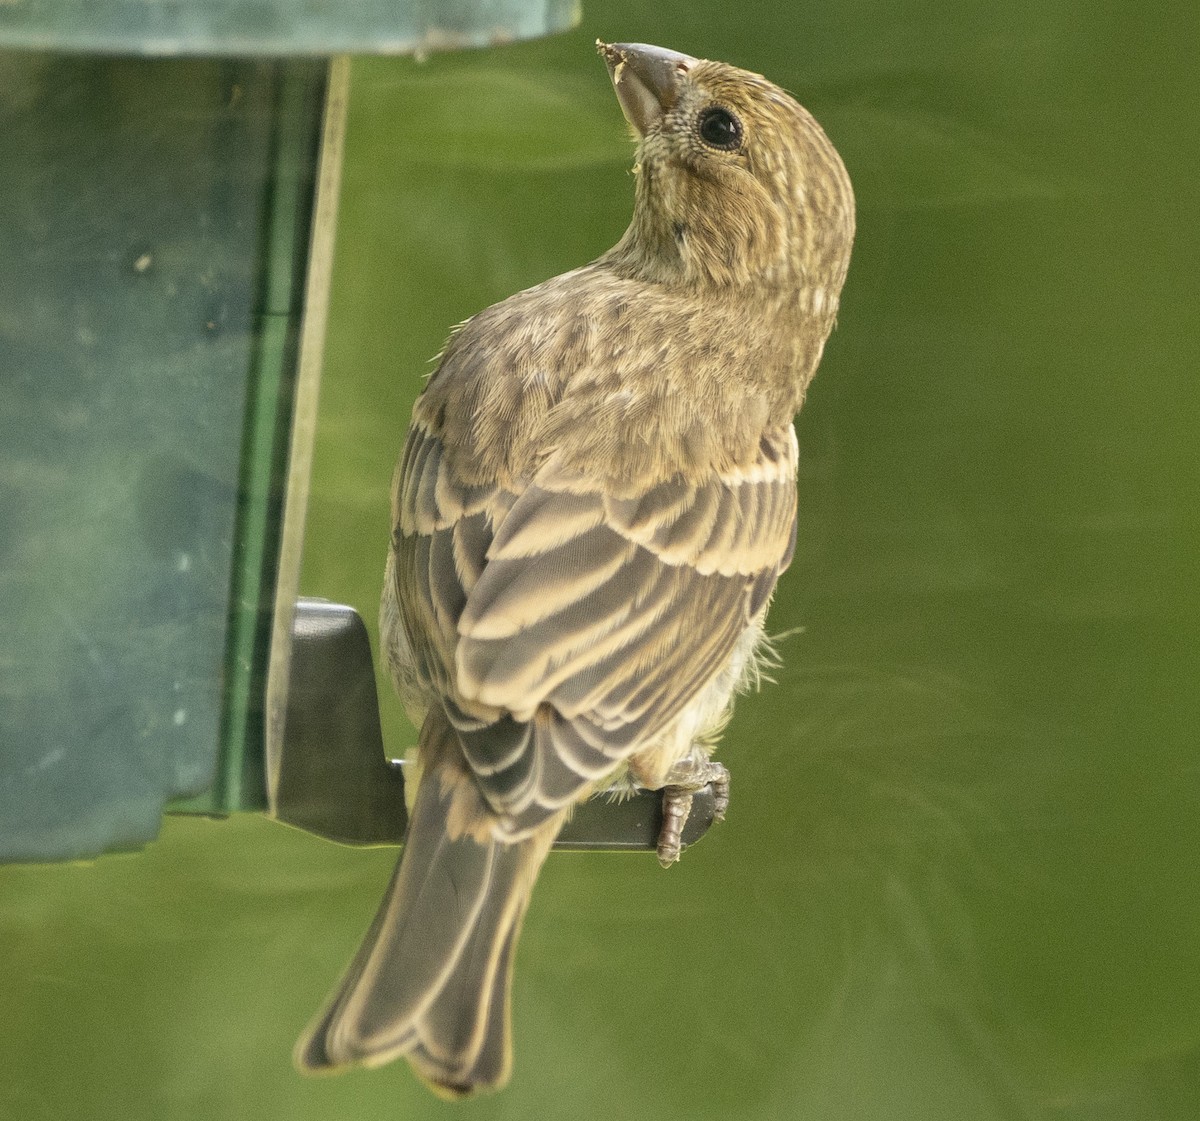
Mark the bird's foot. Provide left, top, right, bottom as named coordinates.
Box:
left=657, top=753, right=730, bottom=868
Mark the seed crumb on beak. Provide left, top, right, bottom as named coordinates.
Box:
left=599, top=40, right=697, bottom=137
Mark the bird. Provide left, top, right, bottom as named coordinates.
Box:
left=295, top=40, right=855, bottom=1097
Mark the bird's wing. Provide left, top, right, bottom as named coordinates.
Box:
left=393, top=418, right=798, bottom=834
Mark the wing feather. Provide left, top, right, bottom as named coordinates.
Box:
left=487, top=486, right=606, bottom=557
left=391, top=423, right=798, bottom=833
left=459, top=528, right=636, bottom=642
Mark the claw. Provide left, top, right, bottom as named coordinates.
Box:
left=655, top=750, right=731, bottom=866
left=657, top=789, right=694, bottom=867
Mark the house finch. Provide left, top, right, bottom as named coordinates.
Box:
left=296, top=40, right=854, bottom=1096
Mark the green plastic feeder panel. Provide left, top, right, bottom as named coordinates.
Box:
left=0, top=56, right=325, bottom=860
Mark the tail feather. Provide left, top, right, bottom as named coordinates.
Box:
left=295, top=710, right=558, bottom=1096
left=407, top=844, right=531, bottom=1092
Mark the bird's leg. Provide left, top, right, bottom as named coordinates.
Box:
left=657, top=748, right=730, bottom=868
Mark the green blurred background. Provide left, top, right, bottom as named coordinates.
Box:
left=4, top=1, right=1200, bottom=1118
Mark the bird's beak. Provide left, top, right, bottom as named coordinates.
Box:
left=598, top=41, right=697, bottom=137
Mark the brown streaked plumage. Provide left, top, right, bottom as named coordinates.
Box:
left=296, top=40, right=854, bottom=1096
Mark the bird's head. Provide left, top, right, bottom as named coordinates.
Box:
left=599, top=41, right=854, bottom=305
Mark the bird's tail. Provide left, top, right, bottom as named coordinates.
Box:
left=295, top=709, right=556, bottom=1097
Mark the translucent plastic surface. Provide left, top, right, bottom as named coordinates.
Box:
left=0, top=56, right=324, bottom=859
left=0, top=0, right=580, bottom=57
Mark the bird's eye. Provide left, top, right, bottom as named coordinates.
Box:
left=696, top=106, right=744, bottom=151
